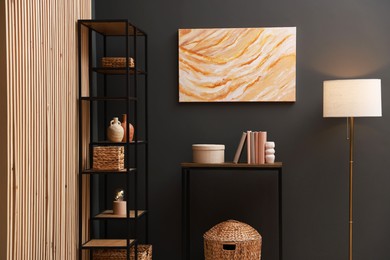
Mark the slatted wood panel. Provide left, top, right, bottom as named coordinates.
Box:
left=0, top=1, right=8, bottom=260
left=3, top=0, right=91, bottom=259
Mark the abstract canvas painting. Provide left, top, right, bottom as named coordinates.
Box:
left=178, top=27, right=296, bottom=102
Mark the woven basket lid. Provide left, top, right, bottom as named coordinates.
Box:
left=203, top=220, right=261, bottom=242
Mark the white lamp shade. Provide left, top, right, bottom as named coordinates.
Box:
left=323, top=79, right=382, bottom=117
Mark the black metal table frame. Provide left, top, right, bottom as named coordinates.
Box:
left=181, top=162, right=283, bottom=260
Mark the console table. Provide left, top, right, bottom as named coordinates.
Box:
left=181, top=162, right=283, bottom=260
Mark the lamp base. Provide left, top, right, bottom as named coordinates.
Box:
left=113, top=201, right=126, bottom=215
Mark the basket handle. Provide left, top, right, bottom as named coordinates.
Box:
left=222, top=244, right=236, bottom=251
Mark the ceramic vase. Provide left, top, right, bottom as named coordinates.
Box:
left=113, top=201, right=126, bottom=215
left=107, top=117, right=124, bottom=142
left=265, top=154, right=275, bottom=163
left=265, top=141, right=275, bottom=149
left=121, top=114, right=135, bottom=142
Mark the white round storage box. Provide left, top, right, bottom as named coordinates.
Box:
left=192, top=144, right=225, bottom=163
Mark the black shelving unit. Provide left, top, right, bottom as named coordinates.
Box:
left=78, top=20, right=148, bottom=260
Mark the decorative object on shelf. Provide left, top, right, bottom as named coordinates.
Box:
left=258, top=132, right=267, bottom=164
left=265, top=141, right=276, bottom=163
left=179, top=27, right=296, bottom=102
left=248, top=131, right=261, bottom=164
left=204, top=219, right=262, bottom=260
left=107, top=117, right=124, bottom=142
left=121, top=114, right=135, bottom=142
left=238, top=130, right=268, bottom=164
left=113, top=188, right=126, bottom=215
left=101, top=57, right=135, bottom=68
left=92, top=146, right=125, bottom=170
left=233, top=132, right=247, bottom=163
left=323, top=79, right=382, bottom=260
left=192, top=144, right=225, bottom=163
left=93, top=244, right=152, bottom=260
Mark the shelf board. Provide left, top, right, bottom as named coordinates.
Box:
left=82, top=168, right=136, bottom=175
left=181, top=162, right=283, bottom=169
left=94, top=210, right=146, bottom=219
left=79, top=20, right=145, bottom=36
left=91, top=140, right=147, bottom=146
left=80, top=96, right=137, bottom=101
left=82, top=239, right=134, bottom=249
left=92, top=67, right=146, bottom=75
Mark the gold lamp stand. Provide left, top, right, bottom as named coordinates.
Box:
left=324, top=79, right=382, bottom=260
left=348, top=117, right=354, bottom=260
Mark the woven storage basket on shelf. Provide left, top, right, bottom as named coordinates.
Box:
left=93, top=244, right=152, bottom=260
left=101, top=57, right=135, bottom=68
left=92, top=146, right=125, bottom=170
left=204, top=220, right=262, bottom=260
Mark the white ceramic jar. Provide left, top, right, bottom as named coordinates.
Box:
left=107, top=117, right=124, bottom=142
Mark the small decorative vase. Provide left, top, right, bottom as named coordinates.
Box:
left=265, top=154, right=275, bottom=163
left=107, top=117, right=124, bottom=142
left=113, top=201, right=126, bottom=215
left=121, top=114, right=135, bottom=142
left=265, top=141, right=276, bottom=163
left=265, top=141, right=275, bottom=149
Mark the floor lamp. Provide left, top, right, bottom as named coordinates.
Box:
left=323, top=79, right=382, bottom=260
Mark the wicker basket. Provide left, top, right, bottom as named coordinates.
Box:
left=92, top=146, right=125, bottom=170
left=204, top=220, right=262, bottom=260
left=101, top=57, right=135, bottom=68
left=93, top=244, right=152, bottom=260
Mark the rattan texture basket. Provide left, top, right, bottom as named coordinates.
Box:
left=93, top=244, right=152, bottom=260
left=101, top=57, right=135, bottom=68
left=92, top=146, right=125, bottom=170
left=204, top=220, right=262, bottom=260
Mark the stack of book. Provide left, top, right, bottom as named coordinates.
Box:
left=233, top=131, right=268, bottom=164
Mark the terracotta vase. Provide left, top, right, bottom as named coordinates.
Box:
left=121, top=114, right=134, bottom=142
left=107, top=117, right=124, bottom=142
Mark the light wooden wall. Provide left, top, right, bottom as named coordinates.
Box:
left=2, top=0, right=91, bottom=259
left=0, top=1, right=8, bottom=259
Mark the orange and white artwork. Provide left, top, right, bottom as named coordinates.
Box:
left=178, top=27, right=296, bottom=102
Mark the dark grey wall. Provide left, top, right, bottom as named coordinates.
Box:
left=94, top=0, right=390, bottom=259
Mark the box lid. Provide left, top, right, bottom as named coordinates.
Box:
left=204, top=219, right=261, bottom=242
left=192, top=144, right=225, bottom=151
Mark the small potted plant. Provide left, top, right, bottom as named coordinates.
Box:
left=113, top=188, right=126, bottom=215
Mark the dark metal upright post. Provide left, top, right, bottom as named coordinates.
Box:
left=144, top=32, right=149, bottom=244
left=77, top=20, right=83, bottom=260
left=182, top=167, right=187, bottom=260
left=278, top=167, right=283, bottom=260
left=87, top=26, right=94, bottom=260
left=102, top=33, right=108, bottom=239
left=133, top=23, right=139, bottom=260
left=125, top=21, right=131, bottom=260
left=182, top=167, right=190, bottom=260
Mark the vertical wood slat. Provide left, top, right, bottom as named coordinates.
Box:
left=4, top=0, right=91, bottom=259
left=0, top=1, right=8, bottom=260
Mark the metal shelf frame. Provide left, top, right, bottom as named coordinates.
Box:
left=181, top=162, right=283, bottom=260
left=78, top=19, right=149, bottom=260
